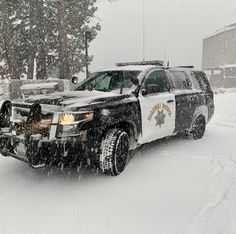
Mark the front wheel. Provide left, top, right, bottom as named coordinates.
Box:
left=100, top=129, right=129, bottom=176
left=190, top=115, right=206, bottom=140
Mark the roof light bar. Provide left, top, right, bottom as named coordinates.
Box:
left=116, top=60, right=164, bottom=67
left=175, top=66, right=194, bottom=69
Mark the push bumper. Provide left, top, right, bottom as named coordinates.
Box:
left=0, top=129, right=89, bottom=168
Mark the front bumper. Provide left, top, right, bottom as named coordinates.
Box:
left=0, top=129, right=89, bottom=168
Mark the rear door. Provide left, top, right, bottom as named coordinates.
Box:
left=168, top=70, right=194, bottom=132
left=193, top=71, right=215, bottom=121
left=138, top=69, right=176, bottom=144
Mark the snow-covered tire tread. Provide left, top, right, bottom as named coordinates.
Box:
left=190, top=115, right=206, bottom=140
left=100, top=129, right=129, bottom=176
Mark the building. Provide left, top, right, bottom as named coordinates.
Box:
left=202, top=23, right=236, bottom=88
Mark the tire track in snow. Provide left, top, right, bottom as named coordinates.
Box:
left=162, top=150, right=236, bottom=234
left=185, top=155, right=236, bottom=234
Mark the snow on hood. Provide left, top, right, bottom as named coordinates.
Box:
left=24, top=90, right=123, bottom=110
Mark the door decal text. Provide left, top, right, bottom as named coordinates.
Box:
left=147, top=103, right=172, bottom=122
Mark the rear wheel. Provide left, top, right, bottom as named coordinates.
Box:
left=190, top=115, right=206, bottom=140
left=100, top=129, right=129, bottom=176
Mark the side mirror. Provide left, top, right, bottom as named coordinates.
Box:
left=71, top=76, right=79, bottom=85
left=141, top=89, right=148, bottom=96
left=131, top=77, right=139, bottom=86
left=142, top=84, right=160, bottom=96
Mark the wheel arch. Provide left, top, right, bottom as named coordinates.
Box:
left=102, top=120, right=138, bottom=149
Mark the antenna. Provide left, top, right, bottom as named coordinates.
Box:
left=142, top=0, right=145, bottom=61
left=167, top=52, right=170, bottom=67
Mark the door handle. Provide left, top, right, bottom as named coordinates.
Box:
left=167, top=100, right=174, bottom=103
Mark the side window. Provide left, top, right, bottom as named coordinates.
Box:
left=190, top=72, right=201, bottom=90
left=144, top=70, right=169, bottom=93
left=170, top=71, right=192, bottom=90
left=193, top=71, right=212, bottom=92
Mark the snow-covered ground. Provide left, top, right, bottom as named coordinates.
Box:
left=0, top=92, right=236, bottom=234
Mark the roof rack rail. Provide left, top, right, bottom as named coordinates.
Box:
left=116, top=60, right=164, bottom=67
left=175, top=66, right=194, bottom=69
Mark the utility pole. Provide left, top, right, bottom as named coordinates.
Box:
left=58, top=0, right=70, bottom=80
left=85, top=31, right=92, bottom=79
left=142, top=0, right=146, bottom=61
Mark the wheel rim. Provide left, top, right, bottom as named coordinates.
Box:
left=115, top=133, right=129, bottom=173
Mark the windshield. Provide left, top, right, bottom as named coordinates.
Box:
left=74, top=70, right=141, bottom=94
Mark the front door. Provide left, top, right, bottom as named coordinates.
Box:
left=138, top=69, right=176, bottom=144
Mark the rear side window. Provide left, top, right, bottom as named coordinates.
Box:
left=190, top=72, right=201, bottom=90
left=170, top=71, right=191, bottom=90
left=193, top=71, right=212, bottom=91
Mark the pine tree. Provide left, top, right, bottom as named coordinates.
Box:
left=0, top=0, right=101, bottom=80
left=56, top=0, right=101, bottom=79
left=0, top=0, right=20, bottom=79
left=67, top=0, right=101, bottom=75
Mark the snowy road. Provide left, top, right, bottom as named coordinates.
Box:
left=0, top=92, right=236, bottom=234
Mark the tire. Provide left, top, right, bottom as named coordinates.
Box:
left=100, top=129, right=129, bottom=176
left=190, top=115, right=206, bottom=140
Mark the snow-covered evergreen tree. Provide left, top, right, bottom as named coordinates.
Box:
left=0, top=0, right=20, bottom=79
left=0, top=0, right=101, bottom=79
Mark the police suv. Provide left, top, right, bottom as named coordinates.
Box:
left=0, top=61, right=214, bottom=176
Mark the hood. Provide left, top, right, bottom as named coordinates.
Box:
left=24, top=90, right=131, bottom=111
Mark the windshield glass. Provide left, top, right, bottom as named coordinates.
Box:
left=74, top=70, right=141, bottom=94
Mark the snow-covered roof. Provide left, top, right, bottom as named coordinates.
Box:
left=204, top=23, right=236, bottom=39
left=219, top=64, right=236, bottom=69
left=20, top=82, right=58, bottom=90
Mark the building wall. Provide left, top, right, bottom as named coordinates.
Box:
left=202, top=26, right=236, bottom=70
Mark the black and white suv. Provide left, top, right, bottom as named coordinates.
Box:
left=0, top=61, right=214, bottom=176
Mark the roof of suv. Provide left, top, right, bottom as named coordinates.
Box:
left=100, top=65, right=200, bottom=73
left=100, top=65, right=158, bottom=72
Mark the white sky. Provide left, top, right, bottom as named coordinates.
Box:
left=89, top=0, right=236, bottom=72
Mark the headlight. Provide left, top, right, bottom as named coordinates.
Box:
left=57, top=112, right=93, bottom=138
left=59, top=114, right=75, bottom=125
left=58, top=112, right=94, bottom=125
